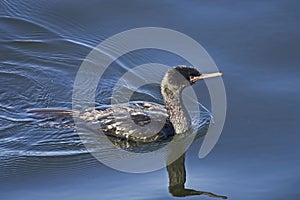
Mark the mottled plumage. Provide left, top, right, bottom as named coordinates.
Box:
left=79, top=101, right=175, bottom=142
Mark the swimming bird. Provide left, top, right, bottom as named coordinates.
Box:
left=29, top=66, right=222, bottom=143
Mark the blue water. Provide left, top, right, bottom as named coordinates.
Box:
left=1, top=0, right=300, bottom=199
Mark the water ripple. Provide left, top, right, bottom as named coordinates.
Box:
left=0, top=9, right=211, bottom=179
left=0, top=16, right=61, bottom=40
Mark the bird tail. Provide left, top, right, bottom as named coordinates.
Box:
left=27, top=108, right=77, bottom=117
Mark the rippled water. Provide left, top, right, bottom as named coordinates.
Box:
left=1, top=0, right=300, bottom=199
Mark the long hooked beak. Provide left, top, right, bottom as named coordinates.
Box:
left=191, top=72, right=223, bottom=82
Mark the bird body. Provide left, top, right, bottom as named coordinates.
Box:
left=79, top=101, right=175, bottom=143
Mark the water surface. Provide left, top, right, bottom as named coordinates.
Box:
left=0, top=0, right=299, bottom=199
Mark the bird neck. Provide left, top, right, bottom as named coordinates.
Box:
left=161, top=84, right=191, bottom=134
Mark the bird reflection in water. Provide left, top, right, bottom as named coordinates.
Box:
left=167, top=154, right=227, bottom=199
left=29, top=111, right=228, bottom=199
